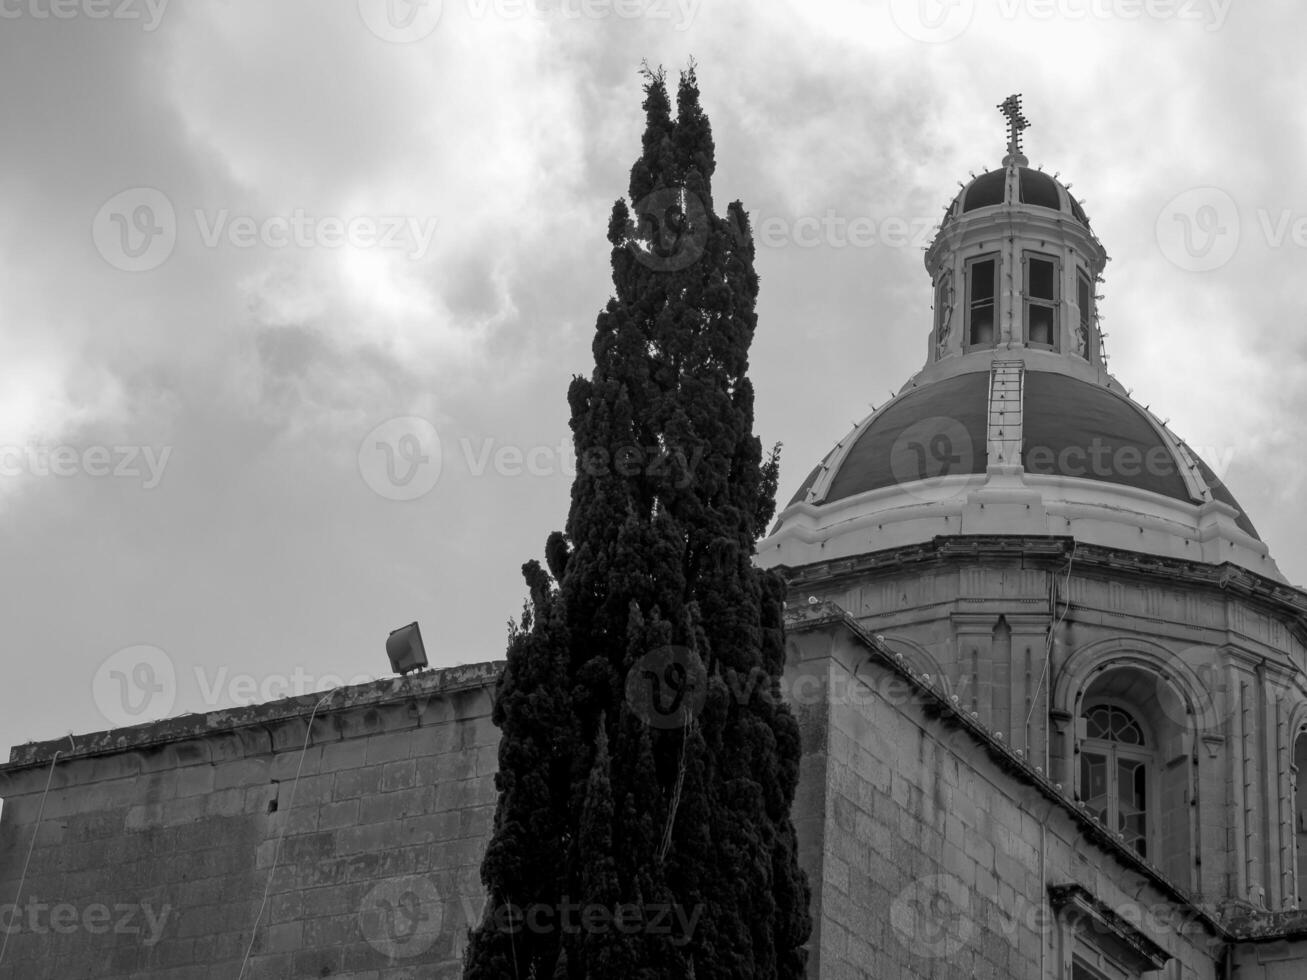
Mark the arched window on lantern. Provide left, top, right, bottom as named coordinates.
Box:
left=965, top=253, right=999, bottom=348
left=1022, top=250, right=1060, bottom=350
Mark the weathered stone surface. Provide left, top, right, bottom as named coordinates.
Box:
left=0, top=665, right=499, bottom=979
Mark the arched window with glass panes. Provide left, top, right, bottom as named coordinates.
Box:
left=1079, top=702, right=1150, bottom=858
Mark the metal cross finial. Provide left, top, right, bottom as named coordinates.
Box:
left=997, top=94, right=1030, bottom=159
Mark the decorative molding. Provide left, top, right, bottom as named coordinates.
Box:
left=774, top=536, right=1307, bottom=647
left=1048, top=882, right=1171, bottom=972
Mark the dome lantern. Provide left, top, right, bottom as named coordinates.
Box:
left=925, top=94, right=1108, bottom=369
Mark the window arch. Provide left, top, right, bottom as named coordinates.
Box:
left=1079, top=700, right=1152, bottom=858
left=1058, top=646, right=1207, bottom=889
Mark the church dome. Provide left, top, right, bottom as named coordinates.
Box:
left=758, top=96, right=1280, bottom=581
left=782, top=358, right=1259, bottom=534
left=946, top=165, right=1092, bottom=228
left=764, top=353, right=1275, bottom=577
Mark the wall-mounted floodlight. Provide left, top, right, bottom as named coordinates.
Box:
left=386, top=622, right=428, bottom=676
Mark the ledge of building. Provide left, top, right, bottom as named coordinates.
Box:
left=1048, top=882, right=1171, bottom=972
left=1221, top=906, right=1307, bottom=943
left=777, top=535, right=1307, bottom=646
left=3, top=660, right=506, bottom=774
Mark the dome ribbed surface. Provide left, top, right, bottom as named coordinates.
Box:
left=788, top=369, right=1258, bottom=540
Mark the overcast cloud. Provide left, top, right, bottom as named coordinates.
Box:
left=1, top=0, right=1304, bottom=753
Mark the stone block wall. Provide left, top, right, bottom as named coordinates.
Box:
left=786, top=608, right=1226, bottom=980
left=798, top=551, right=1307, bottom=913
left=7, top=609, right=1303, bottom=978
left=0, top=663, right=501, bottom=980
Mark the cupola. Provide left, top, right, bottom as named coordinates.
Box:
left=925, top=94, right=1108, bottom=366
left=759, top=95, right=1278, bottom=581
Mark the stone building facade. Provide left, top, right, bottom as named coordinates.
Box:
left=4, top=103, right=1307, bottom=978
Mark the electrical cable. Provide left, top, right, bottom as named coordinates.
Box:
left=0, top=739, right=68, bottom=967
left=237, top=689, right=336, bottom=978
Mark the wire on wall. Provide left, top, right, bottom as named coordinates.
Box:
left=0, top=734, right=74, bottom=966
left=237, top=689, right=338, bottom=978
left=1026, top=539, right=1077, bottom=759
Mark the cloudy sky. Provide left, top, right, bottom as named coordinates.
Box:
left=0, top=0, right=1303, bottom=754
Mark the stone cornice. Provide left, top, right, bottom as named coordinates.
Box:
left=2, top=661, right=505, bottom=775
left=1048, top=882, right=1171, bottom=971
left=777, top=535, right=1307, bottom=648
left=1220, top=907, right=1307, bottom=943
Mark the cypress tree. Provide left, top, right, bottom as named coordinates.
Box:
left=462, top=64, right=810, bottom=980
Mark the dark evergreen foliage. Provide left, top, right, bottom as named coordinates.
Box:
left=462, top=64, right=811, bottom=980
